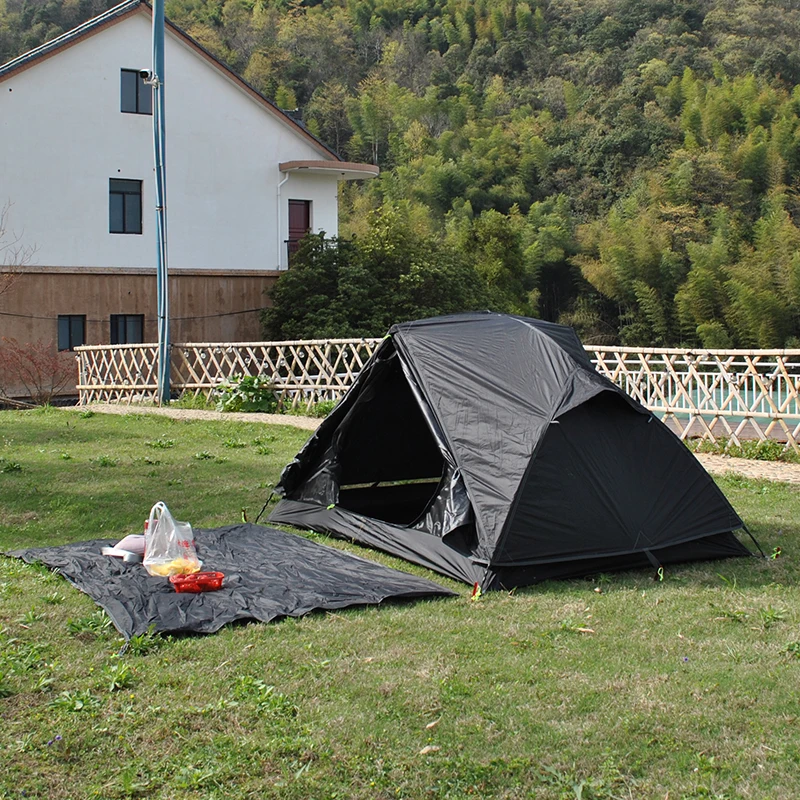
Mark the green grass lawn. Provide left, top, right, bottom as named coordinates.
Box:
left=1, top=408, right=800, bottom=799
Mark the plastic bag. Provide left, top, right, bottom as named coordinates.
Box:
left=143, top=502, right=202, bottom=577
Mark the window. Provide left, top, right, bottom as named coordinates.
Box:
left=110, top=314, right=144, bottom=345
left=58, top=315, right=85, bottom=351
left=120, top=69, right=152, bottom=114
left=109, top=179, right=142, bottom=234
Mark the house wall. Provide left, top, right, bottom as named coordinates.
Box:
left=0, top=267, right=279, bottom=397
left=0, top=10, right=338, bottom=274
left=2, top=268, right=278, bottom=343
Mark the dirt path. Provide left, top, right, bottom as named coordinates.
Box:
left=81, top=403, right=321, bottom=431
left=691, top=453, right=800, bottom=485
left=79, top=404, right=800, bottom=485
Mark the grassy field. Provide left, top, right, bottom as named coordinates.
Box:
left=1, top=408, right=800, bottom=799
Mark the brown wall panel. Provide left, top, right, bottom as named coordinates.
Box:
left=0, top=268, right=281, bottom=397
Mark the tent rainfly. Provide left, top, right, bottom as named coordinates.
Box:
left=269, top=313, right=757, bottom=589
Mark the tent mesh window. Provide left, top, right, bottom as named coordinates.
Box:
left=336, top=353, right=445, bottom=526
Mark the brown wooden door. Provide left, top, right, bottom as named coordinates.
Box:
left=288, top=200, right=311, bottom=259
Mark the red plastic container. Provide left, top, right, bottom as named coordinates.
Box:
left=169, top=571, right=224, bottom=593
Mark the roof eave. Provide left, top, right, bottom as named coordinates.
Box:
left=279, top=160, right=380, bottom=180
left=0, top=0, right=142, bottom=82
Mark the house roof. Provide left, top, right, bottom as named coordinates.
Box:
left=0, top=0, right=341, bottom=161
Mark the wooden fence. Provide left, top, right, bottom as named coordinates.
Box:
left=75, top=339, right=381, bottom=408
left=75, top=341, right=800, bottom=450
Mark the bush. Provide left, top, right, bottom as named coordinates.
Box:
left=0, top=338, right=75, bottom=404
left=687, top=436, right=798, bottom=463
left=261, top=206, right=489, bottom=339
left=281, top=398, right=339, bottom=418
left=215, top=375, right=278, bottom=413
left=308, top=399, right=338, bottom=417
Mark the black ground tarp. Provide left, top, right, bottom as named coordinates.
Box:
left=8, top=524, right=456, bottom=639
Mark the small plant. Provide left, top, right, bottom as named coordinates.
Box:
left=48, top=689, right=101, bottom=712
left=42, top=591, right=65, bottom=605
left=215, top=375, right=277, bottom=413
left=308, top=399, right=338, bottom=418
left=79, top=410, right=95, bottom=419
left=717, top=573, right=739, bottom=591
left=193, top=450, right=214, bottom=460
left=784, top=642, right=800, bottom=658
left=17, top=608, right=43, bottom=624
left=0, top=457, right=22, bottom=473
left=67, top=610, right=113, bottom=638
left=32, top=673, right=55, bottom=692
left=0, top=671, right=13, bottom=698
left=91, top=454, right=119, bottom=467
left=759, top=605, right=787, bottom=630
left=101, top=659, right=134, bottom=692
left=0, top=630, right=49, bottom=672
left=126, top=625, right=163, bottom=656
left=172, top=391, right=214, bottom=409
left=234, top=675, right=298, bottom=718
left=145, top=437, right=176, bottom=449
left=222, top=438, right=247, bottom=448
left=539, top=760, right=630, bottom=799
left=283, top=399, right=339, bottom=417
left=716, top=608, right=749, bottom=623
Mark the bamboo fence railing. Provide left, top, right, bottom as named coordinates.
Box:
left=75, top=339, right=381, bottom=408
left=75, top=341, right=800, bottom=450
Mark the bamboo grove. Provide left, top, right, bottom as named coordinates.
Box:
left=5, top=0, right=800, bottom=345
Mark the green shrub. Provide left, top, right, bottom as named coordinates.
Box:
left=172, top=392, right=215, bottom=410
left=215, top=375, right=277, bottom=413
left=686, top=436, right=799, bottom=463
left=308, top=399, right=338, bottom=417
left=281, top=398, right=339, bottom=418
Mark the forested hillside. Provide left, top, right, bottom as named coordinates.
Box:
left=6, top=0, right=800, bottom=345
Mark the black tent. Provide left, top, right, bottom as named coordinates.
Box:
left=270, top=312, right=755, bottom=589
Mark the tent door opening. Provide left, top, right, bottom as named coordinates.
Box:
left=335, top=351, right=446, bottom=527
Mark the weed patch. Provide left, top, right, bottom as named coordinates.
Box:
left=145, top=437, right=176, bottom=449
left=687, top=436, right=800, bottom=463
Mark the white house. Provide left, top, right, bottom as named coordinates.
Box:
left=0, top=0, right=377, bottom=358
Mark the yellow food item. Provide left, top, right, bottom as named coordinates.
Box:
left=147, top=557, right=202, bottom=577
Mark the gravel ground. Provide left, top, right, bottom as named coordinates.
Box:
left=77, top=404, right=800, bottom=484
left=80, top=403, right=321, bottom=431
left=691, top=453, right=800, bottom=485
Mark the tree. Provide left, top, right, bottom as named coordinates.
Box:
left=262, top=206, right=488, bottom=339
left=573, top=201, right=687, bottom=345
left=306, top=81, right=353, bottom=155
left=724, top=195, right=800, bottom=347
left=0, top=338, right=74, bottom=404
left=0, top=201, right=36, bottom=298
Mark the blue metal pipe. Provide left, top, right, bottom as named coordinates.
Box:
left=152, top=0, right=170, bottom=404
